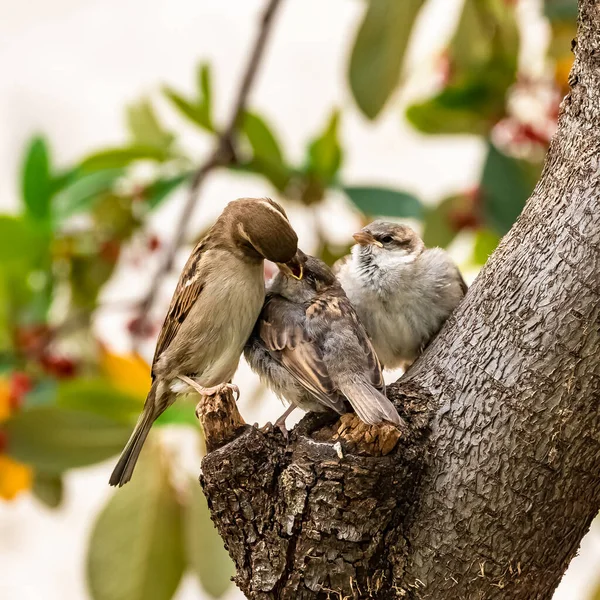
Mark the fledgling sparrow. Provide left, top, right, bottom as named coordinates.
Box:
left=110, top=197, right=301, bottom=486
left=335, top=221, right=467, bottom=370
left=244, top=250, right=404, bottom=432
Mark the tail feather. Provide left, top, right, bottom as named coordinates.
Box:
left=109, top=383, right=158, bottom=487
left=340, top=379, right=404, bottom=426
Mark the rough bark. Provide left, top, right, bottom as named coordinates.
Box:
left=198, top=1, right=600, bottom=598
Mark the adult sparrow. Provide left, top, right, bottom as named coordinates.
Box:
left=335, top=221, right=466, bottom=370
left=110, top=197, right=301, bottom=486
left=244, top=250, right=403, bottom=432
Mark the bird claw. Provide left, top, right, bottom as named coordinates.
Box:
left=258, top=421, right=288, bottom=440
left=177, top=376, right=239, bottom=400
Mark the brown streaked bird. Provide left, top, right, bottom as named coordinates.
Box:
left=109, top=197, right=301, bottom=486
left=244, top=250, right=404, bottom=433
left=335, top=221, right=467, bottom=370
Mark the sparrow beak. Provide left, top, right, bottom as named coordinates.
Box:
left=353, top=231, right=383, bottom=248
left=276, top=256, right=304, bottom=280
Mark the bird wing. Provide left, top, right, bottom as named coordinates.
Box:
left=344, top=298, right=386, bottom=393
left=258, top=295, right=345, bottom=413
left=152, top=241, right=207, bottom=370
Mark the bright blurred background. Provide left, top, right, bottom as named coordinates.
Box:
left=1, top=0, right=598, bottom=598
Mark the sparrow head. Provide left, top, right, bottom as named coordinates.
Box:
left=272, top=250, right=340, bottom=302
left=223, top=197, right=298, bottom=263
left=352, top=221, right=425, bottom=267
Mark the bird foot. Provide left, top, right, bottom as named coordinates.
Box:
left=178, top=376, right=239, bottom=401
left=258, top=420, right=289, bottom=440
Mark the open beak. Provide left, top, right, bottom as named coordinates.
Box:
left=353, top=231, right=383, bottom=248
left=276, top=256, right=303, bottom=280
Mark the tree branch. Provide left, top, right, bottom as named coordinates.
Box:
left=197, top=1, right=600, bottom=598
left=136, top=0, right=283, bottom=327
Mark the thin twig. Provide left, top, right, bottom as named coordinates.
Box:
left=136, top=0, right=283, bottom=330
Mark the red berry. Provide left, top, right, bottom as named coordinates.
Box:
left=127, top=317, right=155, bottom=338
left=99, top=239, right=121, bottom=264
left=147, top=235, right=161, bottom=252
left=9, top=372, right=33, bottom=410
left=40, top=355, right=77, bottom=379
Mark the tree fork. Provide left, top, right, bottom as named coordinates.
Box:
left=198, top=0, right=600, bottom=597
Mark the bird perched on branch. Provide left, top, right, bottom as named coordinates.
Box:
left=335, top=221, right=467, bottom=370
left=245, top=250, right=404, bottom=432
left=110, top=197, right=301, bottom=486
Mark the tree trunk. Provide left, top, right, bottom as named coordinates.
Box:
left=199, top=1, right=600, bottom=598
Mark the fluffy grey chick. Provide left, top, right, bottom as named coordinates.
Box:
left=244, top=250, right=404, bottom=431
left=335, top=221, right=466, bottom=370
left=110, top=197, right=301, bottom=486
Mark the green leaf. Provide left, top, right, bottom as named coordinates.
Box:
left=242, top=112, right=284, bottom=166
left=544, top=0, right=578, bottom=21
left=145, top=174, right=189, bottom=210
left=5, top=406, right=132, bottom=474
left=239, top=111, right=290, bottom=191
left=344, top=186, right=423, bottom=219
left=22, top=136, right=52, bottom=221
left=0, top=216, right=47, bottom=263
left=185, top=479, right=234, bottom=598
left=473, top=228, right=501, bottom=265
left=406, top=0, right=519, bottom=135
left=87, top=445, right=185, bottom=600
left=163, top=64, right=213, bottom=133
left=306, top=110, right=342, bottom=183
left=480, top=141, right=531, bottom=234
left=349, top=0, right=425, bottom=119
left=421, top=196, right=463, bottom=248
left=127, top=100, right=174, bottom=149
left=155, top=397, right=198, bottom=427
left=32, top=472, right=64, bottom=508
left=52, top=169, right=124, bottom=220
left=56, top=378, right=142, bottom=424
left=196, top=63, right=213, bottom=129
left=80, top=146, right=170, bottom=172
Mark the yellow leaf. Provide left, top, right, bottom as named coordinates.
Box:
left=100, top=347, right=151, bottom=400
left=0, top=455, right=33, bottom=500
left=0, top=378, right=10, bottom=423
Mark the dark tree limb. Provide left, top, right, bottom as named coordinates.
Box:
left=198, top=1, right=600, bottom=598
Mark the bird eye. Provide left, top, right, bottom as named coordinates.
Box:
left=381, top=235, right=393, bottom=244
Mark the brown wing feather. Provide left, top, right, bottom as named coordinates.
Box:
left=151, top=243, right=206, bottom=369
left=259, top=297, right=344, bottom=413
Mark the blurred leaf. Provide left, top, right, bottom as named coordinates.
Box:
left=56, top=378, right=142, bottom=423
left=145, top=174, right=189, bottom=209
left=80, top=147, right=170, bottom=172
left=185, top=479, right=234, bottom=598
left=127, top=100, right=174, bottom=149
left=5, top=406, right=131, bottom=474
left=32, top=472, right=63, bottom=508
left=100, top=349, right=151, bottom=400
left=70, top=252, right=119, bottom=310
left=319, top=240, right=354, bottom=268
left=240, top=112, right=291, bottom=191
left=163, top=64, right=214, bottom=132
left=344, top=186, right=424, bottom=219
left=196, top=63, right=213, bottom=129
left=0, top=454, right=33, bottom=500
left=306, top=110, right=342, bottom=183
left=24, top=379, right=57, bottom=408
left=92, top=194, right=138, bottom=240
left=0, top=216, right=47, bottom=264
left=22, top=136, right=52, bottom=221
left=87, top=445, right=185, bottom=600
left=473, top=228, right=501, bottom=265
left=407, top=0, right=518, bottom=135
left=480, top=141, right=530, bottom=234
left=349, top=0, right=424, bottom=119
left=242, top=112, right=284, bottom=166
left=422, top=195, right=464, bottom=248
left=544, top=0, right=578, bottom=21
left=52, top=169, right=124, bottom=220
left=155, top=397, right=198, bottom=428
